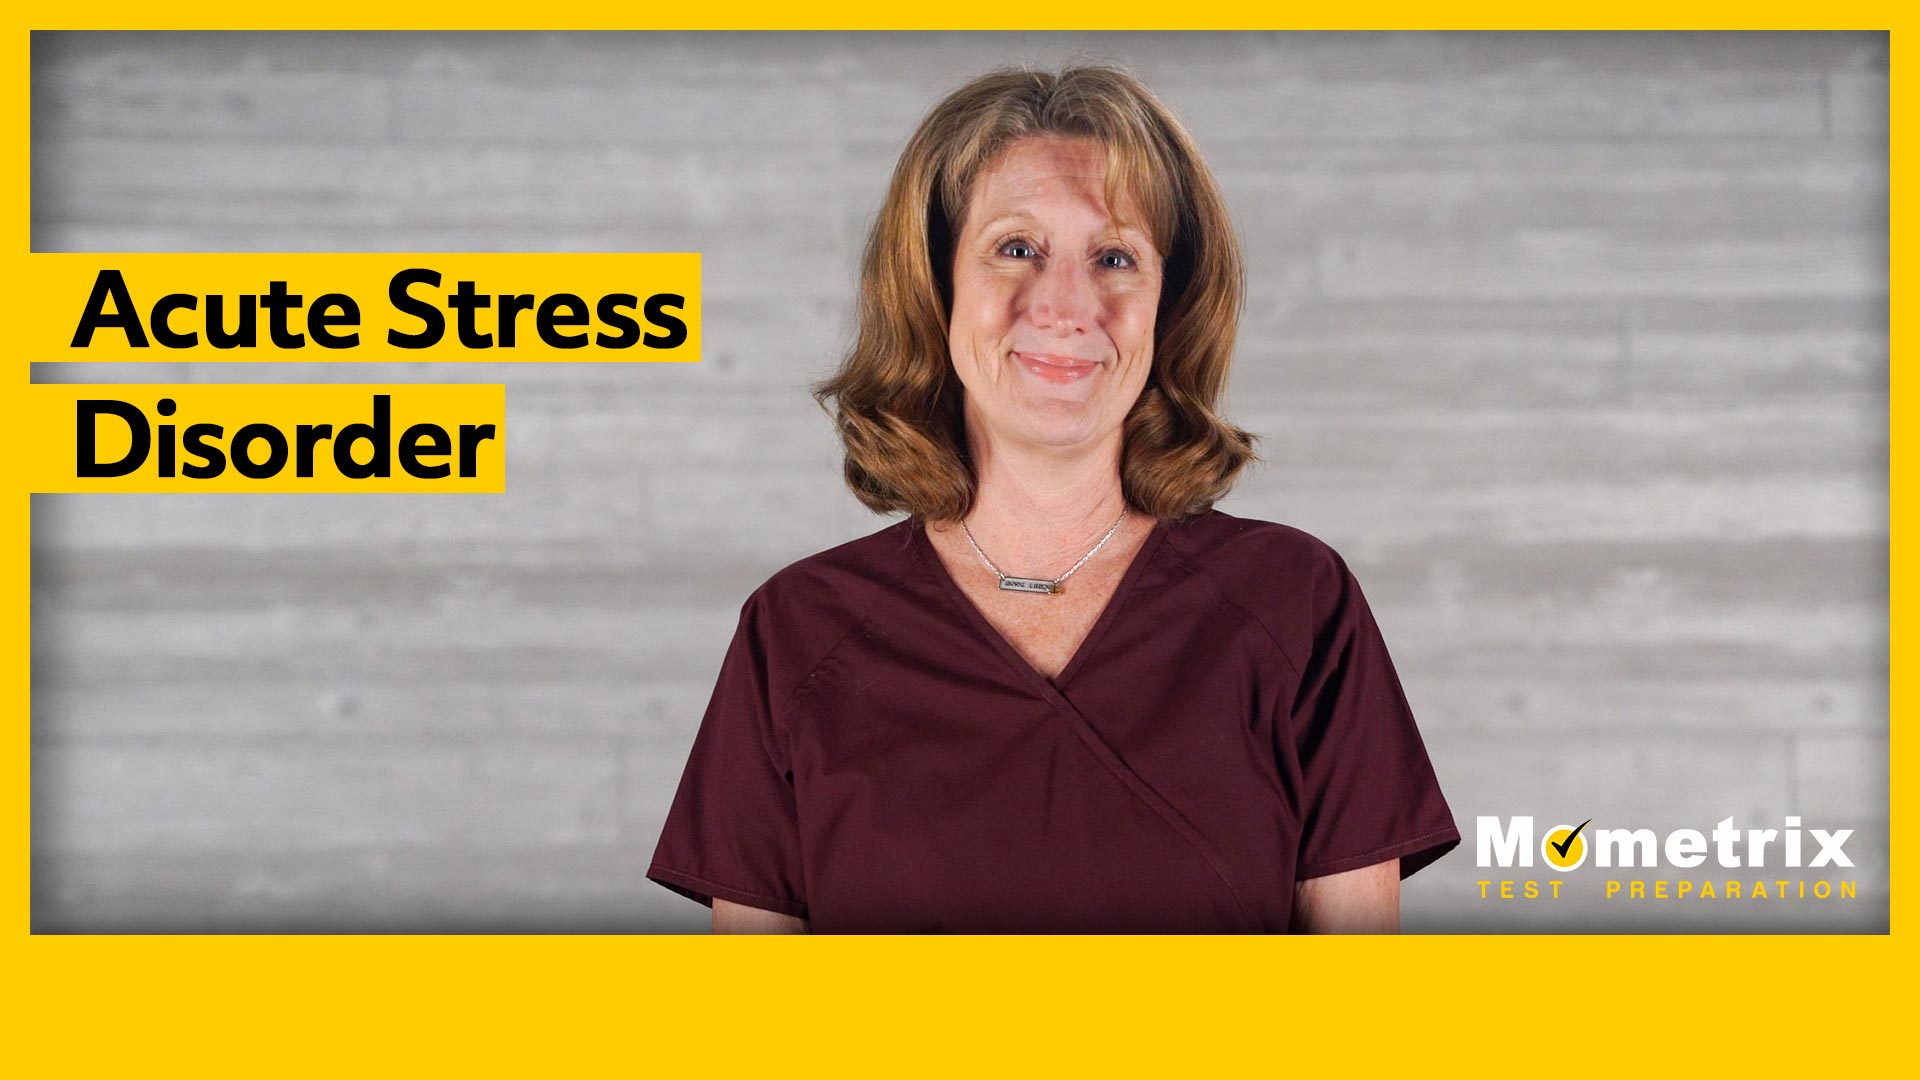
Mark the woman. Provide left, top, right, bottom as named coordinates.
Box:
left=647, top=65, right=1458, bottom=933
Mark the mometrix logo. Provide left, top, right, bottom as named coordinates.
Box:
left=1474, top=815, right=1860, bottom=904
left=1477, top=816, right=1853, bottom=870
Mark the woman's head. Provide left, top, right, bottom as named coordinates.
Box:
left=814, top=64, right=1256, bottom=522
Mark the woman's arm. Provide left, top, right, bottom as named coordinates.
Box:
left=712, top=898, right=810, bottom=934
left=1291, top=859, right=1400, bottom=933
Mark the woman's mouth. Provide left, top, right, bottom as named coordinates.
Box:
left=1014, top=351, right=1101, bottom=385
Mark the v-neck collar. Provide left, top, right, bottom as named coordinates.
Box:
left=911, top=514, right=1169, bottom=696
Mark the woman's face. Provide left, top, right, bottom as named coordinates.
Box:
left=947, top=135, right=1163, bottom=458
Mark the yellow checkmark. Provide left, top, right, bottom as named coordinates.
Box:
left=1542, top=820, right=1591, bottom=871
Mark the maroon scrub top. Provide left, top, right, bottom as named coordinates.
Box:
left=647, top=508, right=1459, bottom=932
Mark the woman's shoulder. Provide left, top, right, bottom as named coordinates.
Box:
left=733, top=516, right=920, bottom=639
left=1162, top=507, right=1353, bottom=586
left=715, top=518, right=923, bottom=707
left=1161, top=509, right=1376, bottom=671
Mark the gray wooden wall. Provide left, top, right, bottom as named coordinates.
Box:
left=29, top=31, right=1887, bottom=932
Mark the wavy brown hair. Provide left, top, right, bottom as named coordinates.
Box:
left=812, top=64, right=1257, bottom=523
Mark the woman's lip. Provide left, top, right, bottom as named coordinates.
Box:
left=1014, top=351, right=1101, bottom=384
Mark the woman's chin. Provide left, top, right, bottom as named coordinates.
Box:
left=999, top=405, right=1110, bottom=452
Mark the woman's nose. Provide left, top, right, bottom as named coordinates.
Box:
left=1024, top=256, right=1098, bottom=335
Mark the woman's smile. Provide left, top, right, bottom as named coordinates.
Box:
left=1013, top=350, right=1103, bottom=385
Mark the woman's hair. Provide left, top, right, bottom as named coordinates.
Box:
left=812, top=63, right=1257, bottom=523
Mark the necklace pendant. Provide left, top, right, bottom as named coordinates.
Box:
left=999, top=576, right=1061, bottom=596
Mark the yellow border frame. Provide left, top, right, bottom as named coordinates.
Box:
left=3, top=15, right=1901, bottom=1072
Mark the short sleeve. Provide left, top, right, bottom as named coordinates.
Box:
left=1288, top=547, right=1459, bottom=881
left=647, top=591, right=809, bottom=919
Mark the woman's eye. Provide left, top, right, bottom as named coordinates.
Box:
left=1099, top=249, right=1137, bottom=270
left=999, top=239, right=1039, bottom=259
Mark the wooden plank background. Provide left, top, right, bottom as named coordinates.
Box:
left=28, top=31, right=1888, bottom=932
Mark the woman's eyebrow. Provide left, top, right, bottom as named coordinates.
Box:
left=970, top=209, right=1151, bottom=244
left=969, top=209, right=1037, bottom=235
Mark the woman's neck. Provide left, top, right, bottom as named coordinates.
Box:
left=953, top=425, right=1132, bottom=572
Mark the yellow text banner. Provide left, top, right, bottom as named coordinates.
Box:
left=26, top=252, right=699, bottom=362
left=22, top=384, right=506, bottom=492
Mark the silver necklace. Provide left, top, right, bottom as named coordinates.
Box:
left=959, top=506, right=1130, bottom=596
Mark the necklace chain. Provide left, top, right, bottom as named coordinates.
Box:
left=960, top=506, right=1130, bottom=595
